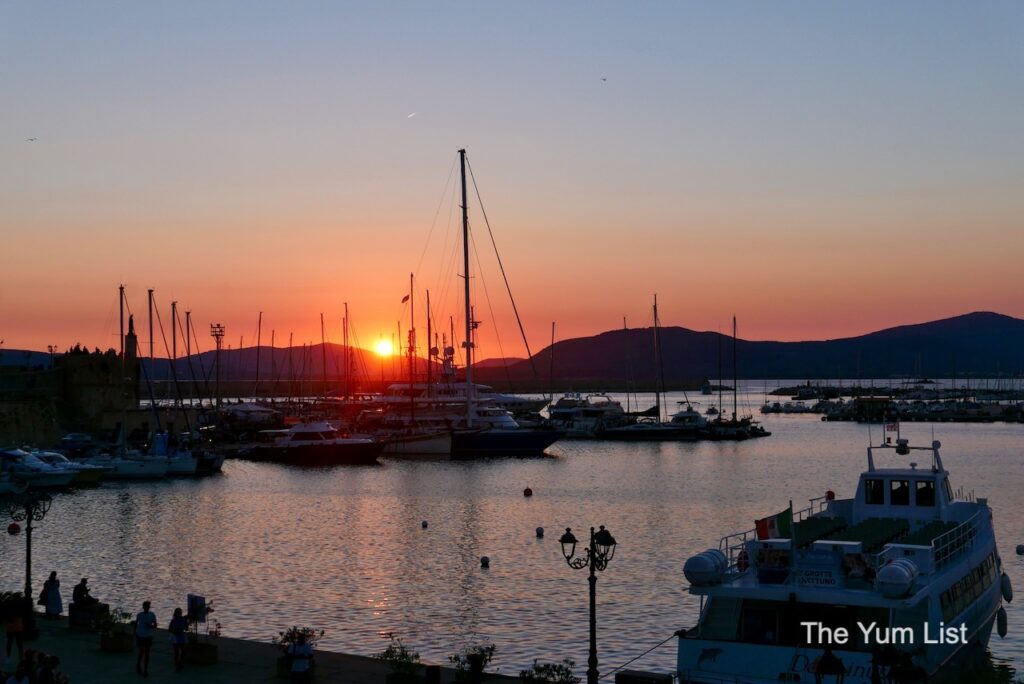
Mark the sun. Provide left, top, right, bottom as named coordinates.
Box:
left=374, top=339, right=393, bottom=357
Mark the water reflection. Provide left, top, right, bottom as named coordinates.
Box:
left=0, top=416, right=1019, bottom=679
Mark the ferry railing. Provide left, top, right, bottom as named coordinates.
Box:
left=874, top=509, right=982, bottom=571
left=932, top=510, right=980, bottom=568
left=718, top=527, right=757, bottom=574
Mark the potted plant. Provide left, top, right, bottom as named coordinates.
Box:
left=183, top=600, right=221, bottom=666
left=273, top=625, right=324, bottom=679
left=375, top=635, right=423, bottom=684
left=97, top=607, right=135, bottom=653
left=448, top=643, right=497, bottom=684
left=519, top=659, right=580, bottom=684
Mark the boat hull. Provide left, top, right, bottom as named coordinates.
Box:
left=450, top=429, right=562, bottom=458
left=382, top=431, right=453, bottom=456
left=196, top=452, right=225, bottom=474
left=96, top=459, right=169, bottom=479
left=598, top=424, right=703, bottom=441
left=242, top=441, right=385, bottom=466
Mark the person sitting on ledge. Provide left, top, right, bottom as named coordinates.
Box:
left=72, top=578, right=98, bottom=608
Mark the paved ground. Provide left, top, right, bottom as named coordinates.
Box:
left=5, top=615, right=515, bottom=684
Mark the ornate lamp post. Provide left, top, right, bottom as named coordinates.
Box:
left=2, top=492, right=53, bottom=638
left=559, top=525, right=617, bottom=684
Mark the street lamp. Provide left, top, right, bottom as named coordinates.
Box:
left=559, top=525, right=617, bottom=684
left=2, top=492, right=53, bottom=638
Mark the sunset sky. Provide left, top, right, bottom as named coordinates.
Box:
left=2, top=2, right=1023, bottom=360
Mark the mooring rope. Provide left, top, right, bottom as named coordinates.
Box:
left=598, top=631, right=682, bottom=680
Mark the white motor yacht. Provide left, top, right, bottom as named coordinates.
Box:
left=33, top=450, right=108, bottom=486
left=0, top=448, right=78, bottom=488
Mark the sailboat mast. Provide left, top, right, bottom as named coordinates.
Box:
left=320, top=313, right=327, bottom=398
left=254, top=311, right=262, bottom=399
left=171, top=301, right=178, bottom=405
left=118, top=282, right=124, bottom=358
left=425, top=291, right=432, bottom=399
left=732, top=315, right=738, bottom=421
left=343, top=303, right=350, bottom=401
left=653, top=294, right=665, bottom=421
left=459, top=148, right=474, bottom=426
left=409, top=272, right=416, bottom=423
left=148, top=288, right=154, bottom=362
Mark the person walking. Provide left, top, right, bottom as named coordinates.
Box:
left=134, top=601, right=157, bottom=677
left=168, top=608, right=188, bottom=672
left=41, top=572, right=62, bottom=618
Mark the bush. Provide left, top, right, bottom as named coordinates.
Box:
left=375, top=636, right=422, bottom=675
left=448, top=643, right=497, bottom=683
left=519, top=659, right=580, bottom=684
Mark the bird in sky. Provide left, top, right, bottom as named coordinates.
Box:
left=26, top=137, right=37, bottom=141
left=407, top=112, right=417, bottom=119
left=601, top=77, right=607, bottom=82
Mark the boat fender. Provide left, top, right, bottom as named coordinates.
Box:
left=737, top=549, right=750, bottom=572
left=997, top=606, right=1008, bottom=638
left=1016, top=544, right=1024, bottom=556
left=1001, top=573, right=1013, bottom=603
left=683, top=549, right=728, bottom=586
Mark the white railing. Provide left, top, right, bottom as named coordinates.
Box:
left=932, top=511, right=981, bottom=568
left=718, top=527, right=756, bottom=574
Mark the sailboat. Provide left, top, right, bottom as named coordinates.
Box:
left=445, top=149, right=563, bottom=457
left=707, top=316, right=771, bottom=440
left=598, top=296, right=707, bottom=441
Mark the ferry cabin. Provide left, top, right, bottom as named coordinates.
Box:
left=679, top=440, right=1009, bottom=683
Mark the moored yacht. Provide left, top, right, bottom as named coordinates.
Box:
left=239, top=421, right=384, bottom=465
left=548, top=393, right=632, bottom=438
left=678, top=437, right=1009, bottom=682
left=0, top=448, right=78, bottom=488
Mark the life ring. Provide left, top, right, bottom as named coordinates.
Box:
left=737, top=549, right=750, bottom=572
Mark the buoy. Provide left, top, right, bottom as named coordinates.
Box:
left=480, top=556, right=490, bottom=568
left=997, top=606, right=1008, bottom=638
left=1001, top=573, right=1013, bottom=603
left=535, top=527, right=544, bottom=538
left=523, top=487, right=533, bottom=497
left=1016, top=544, right=1024, bottom=555
left=421, top=521, right=428, bottom=529
left=7, top=522, right=20, bottom=535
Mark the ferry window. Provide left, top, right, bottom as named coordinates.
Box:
left=864, top=479, right=885, bottom=505
left=915, top=481, right=935, bottom=506
left=890, top=480, right=910, bottom=505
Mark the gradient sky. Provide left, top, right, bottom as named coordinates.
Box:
left=2, top=2, right=1023, bottom=360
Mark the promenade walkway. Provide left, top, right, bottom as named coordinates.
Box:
left=15, top=616, right=515, bottom=684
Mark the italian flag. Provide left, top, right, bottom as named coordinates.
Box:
left=755, top=508, right=792, bottom=540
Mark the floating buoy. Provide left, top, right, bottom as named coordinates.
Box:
left=997, top=606, right=1008, bottom=638
left=480, top=556, right=490, bottom=568
left=523, top=487, right=533, bottom=497
left=535, top=527, right=544, bottom=538
left=7, top=522, right=20, bottom=535
left=1016, top=544, right=1024, bottom=555
left=1001, top=573, right=1013, bottom=603
left=421, top=521, right=428, bottom=529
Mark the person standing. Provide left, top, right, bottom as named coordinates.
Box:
left=3, top=593, right=25, bottom=662
left=134, top=601, right=157, bottom=677
left=167, top=608, right=189, bottom=672
left=42, top=572, right=62, bottom=618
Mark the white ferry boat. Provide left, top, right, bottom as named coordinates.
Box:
left=679, top=438, right=1011, bottom=683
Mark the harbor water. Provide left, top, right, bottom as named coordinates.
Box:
left=2, top=397, right=1022, bottom=679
